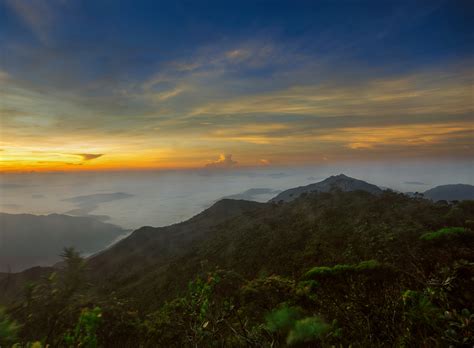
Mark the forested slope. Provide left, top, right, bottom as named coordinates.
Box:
left=2, top=189, right=473, bottom=347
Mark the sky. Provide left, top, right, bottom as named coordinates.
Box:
left=0, top=0, right=473, bottom=172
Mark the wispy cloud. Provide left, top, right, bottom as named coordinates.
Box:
left=5, top=0, right=65, bottom=43
left=76, top=153, right=104, bottom=161
left=152, top=87, right=186, bottom=102
left=1, top=24, right=472, bottom=172
left=188, top=70, right=473, bottom=118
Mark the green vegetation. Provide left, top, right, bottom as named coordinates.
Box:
left=285, top=317, right=333, bottom=345
left=0, top=308, right=19, bottom=346
left=420, top=226, right=469, bottom=240
left=64, top=307, right=102, bottom=348
left=304, top=259, right=384, bottom=279
left=1, top=191, right=473, bottom=346
left=265, top=306, right=302, bottom=333
left=265, top=306, right=337, bottom=345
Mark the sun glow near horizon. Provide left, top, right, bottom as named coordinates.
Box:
left=0, top=1, right=472, bottom=173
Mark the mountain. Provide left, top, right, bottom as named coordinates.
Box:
left=0, top=213, right=127, bottom=272
left=87, top=199, right=263, bottom=286
left=423, top=184, right=474, bottom=201
left=270, top=174, right=382, bottom=202
left=0, top=266, right=54, bottom=303
left=0, top=199, right=262, bottom=305
left=85, top=188, right=470, bottom=312
left=2, top=178, right=474, bottom=346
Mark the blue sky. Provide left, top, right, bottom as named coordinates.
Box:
left=0, top=0, right=473, bottom=171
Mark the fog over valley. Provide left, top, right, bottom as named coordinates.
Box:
left=0, top=160, right=472, bottom=272
left=1, top=160, right=472, bottom=230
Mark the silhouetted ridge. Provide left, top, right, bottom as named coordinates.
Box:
left=270, top=174, right=382, bottom=202
left=423, top=184, right=474, bottom=201
left=87, top=198, right=263, bottom=277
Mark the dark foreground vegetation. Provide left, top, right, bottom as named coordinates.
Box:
left=1, top=190, right=473, bottom=347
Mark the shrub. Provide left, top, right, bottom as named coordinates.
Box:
left=265, top=306, right=302, bottom=333
left=63, top=307, right=102, bottom=348
left=402, top=290, right=441, bottom=331
left=0, top=307, right=20, bottom=346
left=304, top=259, right=383, bottom=279
left=442, top=308, right=474, bottom=346
left=265, top=307, right=337, bottom=345
left=286, top=316, right=331, bottom=345
left=420, top=227, right=468, bottom=241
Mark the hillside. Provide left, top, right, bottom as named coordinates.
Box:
left=87, top=190, right=474, bottom=310
left=270, top=174, right=382, bottom=202
left=423, top=183, right=474, bottom=201
left=2, top=181, right=474, bottom=347
left=0, top=266, right=54, bottom=303
left=0, top=213, right=127, bottom=272
left=87, top=199, right=264, bottom=285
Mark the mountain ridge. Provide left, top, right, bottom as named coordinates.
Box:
left=270, top=174, right=383, bottom=202
left=1, top=175, right=474, bottom=347
left=86, top=199, right=264, bottom=281
left=422, top=183, right=474, bottom=201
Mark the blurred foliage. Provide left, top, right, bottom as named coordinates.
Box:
left=286, top=317, right=333, bottom=345
left=0, top=307, right=19, bottom=346
left=64, top=307, right=102, bottom=348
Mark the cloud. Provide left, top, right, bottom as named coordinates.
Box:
left=153, top=87, right=186, bottom=102
left=205, top=154, right=238, bottom=169
left=225, top=49, right=251, bottom=62
left=76, top=153, right=104, bottom=161
left=0, top=70, right=10, bottom=82
left=259, top=159, right=271, bottom=166
left=188, top=70, right=473, bottom=118
left=5, top=0, right=63, bottom=43
left=1, top=25, right=472, bottom=172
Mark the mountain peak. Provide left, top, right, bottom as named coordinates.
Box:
left=270, top=174, right=382, bottom=202
left=325, top=173, right=354, bottom=181
left=332, top=173, right=350, bottom=178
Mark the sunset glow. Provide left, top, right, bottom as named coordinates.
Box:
left=0, top=1, right=472, bottom=172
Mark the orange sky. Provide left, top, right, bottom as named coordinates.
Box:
left=1, top=0, right=473, bottom=173
left=1, top=49, right=473, bottom=173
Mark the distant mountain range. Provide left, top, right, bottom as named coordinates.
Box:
left=270, top=174, right=474, bottom=203
left=1, top=174, right=473, bottom=303
left=27, top=174, right=470, bottom=311
left=422, top=184, right=474, bottom=202
left=270, top=174, right=383, bottom=202
left=0, top=213, right=127, bottom=272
